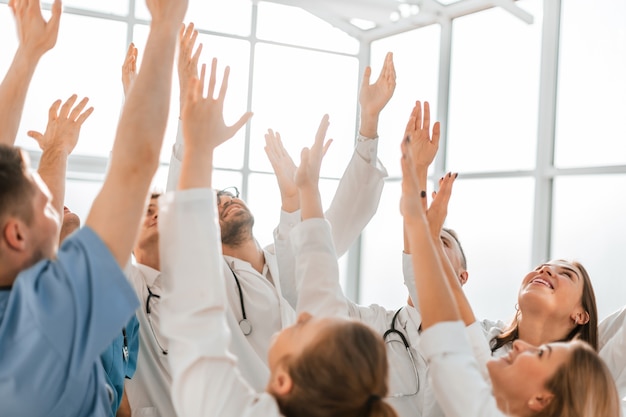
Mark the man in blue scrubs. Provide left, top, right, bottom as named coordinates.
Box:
left=0, top=0, right=189, bottom=416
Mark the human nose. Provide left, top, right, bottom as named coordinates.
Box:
left=297, top=312, right=312, bottom=324
left=512, top=339, right=533, bottom=353
left=539, top=264, right=554, bottom=276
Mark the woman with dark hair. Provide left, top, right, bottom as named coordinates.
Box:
left=400, top=137, right=621, bottom=417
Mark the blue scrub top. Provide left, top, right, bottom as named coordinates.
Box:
left=0, top=227, right=139, bottom=417
left=101, top=314, right=140, bottom=417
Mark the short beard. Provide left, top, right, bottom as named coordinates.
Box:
left=221, top=212, right=254, bottom=247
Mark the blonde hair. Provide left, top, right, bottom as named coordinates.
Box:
left=276, top=320, right=398, bottom=417
left=537, top=341, right=620, bottom=417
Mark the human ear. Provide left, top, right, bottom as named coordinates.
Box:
left=527, top=391, right=554, bottom=412
left=268, top=363, right=293, bottom=397
left=3, top=219, right=27, bottom=251
left=459, top=271, right=469, bottom=286
left=571, top=309, right=590, bottom=326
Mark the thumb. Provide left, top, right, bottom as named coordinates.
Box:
left=361, top=66, right=372, bottom=89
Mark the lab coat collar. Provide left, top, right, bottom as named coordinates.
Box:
left=135, top=263, right=161, bottom=288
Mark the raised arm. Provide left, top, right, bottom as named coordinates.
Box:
left=30, top=95, right=93, bottom=225
left=402, top=100, right=440, bottom=253
left=160, top=52, right=266, bottom=417
left=0, top=0, right=62, bottom=146
left=400, top=137, right=458, bottom=329
left=85, top=0, right=188, bottom=267
left=165, top=22, right=204, bottom=192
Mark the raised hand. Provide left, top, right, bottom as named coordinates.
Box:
left=405, top=100, right=440, bottom=168
left=294, top=114, right=333, bottom=190
left=121, top=43, right=138, bottom=97
left=178, top=22, right=203, bottom=115
left=9, top=0, right=62, bottom=58
left=28, top=95, right=94, bottom=155
left=31, top=94, right=93, bottom=223
left=359, top=52, right=396, bottom=138
left=426, top=173, right=457, bottom=239
left=264, top=129, right=298, bottom=212
left=182, top=59, right=253, bottom=154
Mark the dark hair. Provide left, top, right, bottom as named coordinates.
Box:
left=492, top=261, right=598, bottom=352
left=276, top=321, right=398, bottom=417
left=442, top=227, right=467, bottom=270
left=537, top=341, right=620, bottom=417
left=0, top=146, right=35, bottom=224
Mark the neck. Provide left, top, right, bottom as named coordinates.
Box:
left=134, top=246, right=160, bottom=271
left=517, top=312, right=574, bottom=346
left=222, top=238, right=265, bottom=274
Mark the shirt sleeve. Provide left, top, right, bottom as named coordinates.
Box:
left=420, top=321, right=506, bottom=417
left=402, top=251, right=420, bottom=311
left=271, top=209, right=302, bottom=309
left=159, top=189, right=281, bottom=417
left=599, top=305, right=626, bottom=350
left=22, top=226, right=139, bottom=376
left=290, top=218, right=349, bottom=318
left=125, top=314, right=140, bottom=379
left=324, top=135, right=387, bottom=257
left=165, top=119, right=184, bottom=192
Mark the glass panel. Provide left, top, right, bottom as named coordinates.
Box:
left=552, top=175, right=626, bottom=320
left=13, top=15, right=128, bottom=157
left=0, top=5, right=18, bottom=76
left=246, top=172, right=339, bottom=247
left=250, top=43, right=358, bottom=178
left=371, top=24, right=441, bottom=178
left=64, top=179, right=104, bottom=223
left=447, top=0, right=542, bottom=173
left=257, top=1, right=359, bottom=54
left=62, top=0, right=129, bottom=15
left=132, top=26, right=251, bottom=166
left=135, top=0, right=251, bottom=36
left=445, top=177, right=534, bottom=322
left=360, top=180, right=406, bottom=309
left=555, top=0, right=626, bottom=168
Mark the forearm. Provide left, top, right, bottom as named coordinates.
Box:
left=37, top=146, right=69, bottom=222
left=299, top=185, right=323, bottom=220
left=406, top=216, right=460, bottom=328
left=0, top=49, right=39, bottom=146
left=434, top=240, right=475, bottom=325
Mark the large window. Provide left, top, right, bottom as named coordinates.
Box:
left=2, top=0, right=625, bottom=320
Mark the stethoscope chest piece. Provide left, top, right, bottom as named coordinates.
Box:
left=239, top=319, right=253, bottom=336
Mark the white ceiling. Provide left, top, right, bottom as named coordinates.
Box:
left=261, top=0, right=534, bottom=42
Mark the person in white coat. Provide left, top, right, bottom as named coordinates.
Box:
left=399, top=135, right=621, bottom=417
left=124, top=23, right=390, bottom=416
left=273, top=100, right=468, bottom=417
left=159, top=64, right=398, bottom=417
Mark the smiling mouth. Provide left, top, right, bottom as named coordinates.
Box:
left=530, top=277, right=554, bottom=289
left=222, top=205, right=243, bottom=219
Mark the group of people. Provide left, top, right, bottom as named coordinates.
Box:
left=0, top=1, right=624, bottom=417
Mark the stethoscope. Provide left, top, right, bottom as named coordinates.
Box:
left=227, top=264, right=252, bottom=336
left=383, top=307, right=420, bottom=398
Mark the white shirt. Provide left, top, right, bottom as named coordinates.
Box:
left=125, top=264, right=174, bottom=417
left=160, top=190, right=341, bottom=417
left=420, top=321, right=506, bottom=417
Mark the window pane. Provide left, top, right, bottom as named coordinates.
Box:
left=250, top=43, right=358, bottom=178
left=447, top=0, right=542, bottom=173
left=445, top=177, right=534, bottom=322
left=372, top=24, right=441, bottom=178
left=360, top=180, right=406, bottom=310
left=555, top=0, right=626, bottom=168
left=64, top=179, right=103, bottom=223
left=552, top=175, right=626, bottom=320
left=14, top=15, right=127, bottom=157
left=135, top=0, right=252, bottom=36
left=132, top=26, right=251, bottom=166
left=0, top=5, right=18, bottom=75
left=62, top=0, right=129, bottom=15
left=257, top=1, right=359, bottom=54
